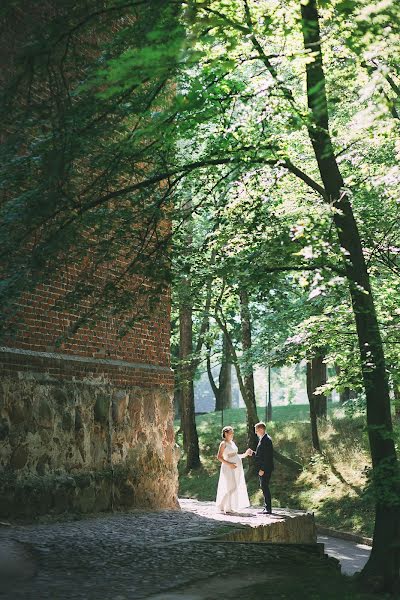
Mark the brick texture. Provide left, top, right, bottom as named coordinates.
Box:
left=0, top=3, right=172, bottom=388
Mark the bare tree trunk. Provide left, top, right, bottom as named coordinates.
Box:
left=219, top=361, right=232, bottom=409
left=266, top=366, right=272, bottom=422
left=239, top=289, right=259, bottom=451
left=301, top=1, right=399, bottom=590
left=206, top=348, right=221, bottom=409
left=207, top=334, right=232, bottom=411
left=178, top=220, right=215, bottom=471
left=179, top=297, right=200, bottom=471
left=312, top=355, right=327, bottom=419
left=394, top=381, right=400, bottom=422
left=174, top=383, right=182, bottom=421
left=306, top=361, right=322, bottom=453
left=218, top=334, right=232, bottom=410
left=215, top=312, right=258, bottom=451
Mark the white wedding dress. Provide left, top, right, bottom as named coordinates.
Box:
left=216, top=440, right=250, bottom=513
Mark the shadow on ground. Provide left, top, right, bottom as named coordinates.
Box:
left=0, top=503, right=386, bottom=600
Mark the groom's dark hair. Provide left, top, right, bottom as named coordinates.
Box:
left=254, top=422, right=266, bottom=431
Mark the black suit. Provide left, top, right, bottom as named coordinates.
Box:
left=254, top=433, right=274, bottom=512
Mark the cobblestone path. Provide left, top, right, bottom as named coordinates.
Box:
left=0, top=501, right=369, bottom=600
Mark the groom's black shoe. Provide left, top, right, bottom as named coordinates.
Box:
left=259, top=508, right=272, bottom=514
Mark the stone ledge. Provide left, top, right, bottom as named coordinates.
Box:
left=0, top=346, right=173, bottom=373
left=179, top=499, right=316, bottom=544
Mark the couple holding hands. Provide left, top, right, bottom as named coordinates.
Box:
left=216, top=421, right=274, bottom=515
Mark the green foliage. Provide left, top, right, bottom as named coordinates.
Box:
left=168, top=0, right=400, bottom=424
left=2, top=0, right=399, bottom=366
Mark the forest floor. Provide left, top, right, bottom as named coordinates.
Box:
left=177, top=403, right=400, bottom=538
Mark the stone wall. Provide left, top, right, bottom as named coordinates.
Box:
left=0, top=351, right=179, bottom=518
left=0, top=2, right=179, bottom=519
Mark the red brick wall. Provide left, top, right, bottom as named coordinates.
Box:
left=6, top=280, right=171, bottom=367
left=0, top=4, right=172, bottom=387
left=1, top=268, right=172, bottom=386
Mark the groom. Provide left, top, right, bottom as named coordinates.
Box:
left=252, top=421, right=274, bottom=514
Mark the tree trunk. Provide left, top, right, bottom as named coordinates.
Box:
left=266, top=366, right=272, bottom=422
left=207, top=333, right=232, bottom=411
left=214, top=308, right=258, bottom=451
left=218, top=334, right=232, bottom=410
left=174, top=383, right=182, bottom=420
left=301, top=1, right=399, bottom=591
left=239, top=289, right=259, bottom=451
left=306, top=361, right=322, bottom=453
left=218, top=360, right=232, bottom=409
left=179, top=298, right=201, bottom=471
left=393, top=382, right=400, bottom=422
left=311, top=355, right=327, bottom=419
left=206, top=348, right=222, bottom=410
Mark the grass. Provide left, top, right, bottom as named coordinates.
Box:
left=176, top=403, right=399, bottom=537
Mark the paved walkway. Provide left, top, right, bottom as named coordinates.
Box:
left=0, top=500, right=371, bottom=599
left=317, top=534, right=371, bottom=576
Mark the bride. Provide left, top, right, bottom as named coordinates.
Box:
left=216, top=425, right=252, bottom=514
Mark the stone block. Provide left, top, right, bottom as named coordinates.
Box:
left=0, top=419, right=9, bottom=441
left=94, top=395, right=109, bottom=424
left=53, top=485, right=73, bottom=513
left=112, top=392, right=129, bottom=424
left=9, top=402, right=27, bottom=425
left=216, top=509, right=316, bottom=544
left=93, top=479, right=111, bottom=512
left=38, top=399, right=53, bottom=429
left=75, top=481, right=96, bottom=513
left=158, top=391, right=172, bottom=421
left=128, top=395, right=142, bottom=428
left=53, top=388, right=69, bottom=406
left=61, top=411, right=74, bottom=432
left=143, top=392, right=156, bottom=424
left=118, top=479, right=135, bottom=507
left=36, top=454, right=50, bottom=476
left=74, top=408, right=84, bottom=431
left=39, top=429, right=51, bottom=445
left=10, top=446, right=28, bottom=470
